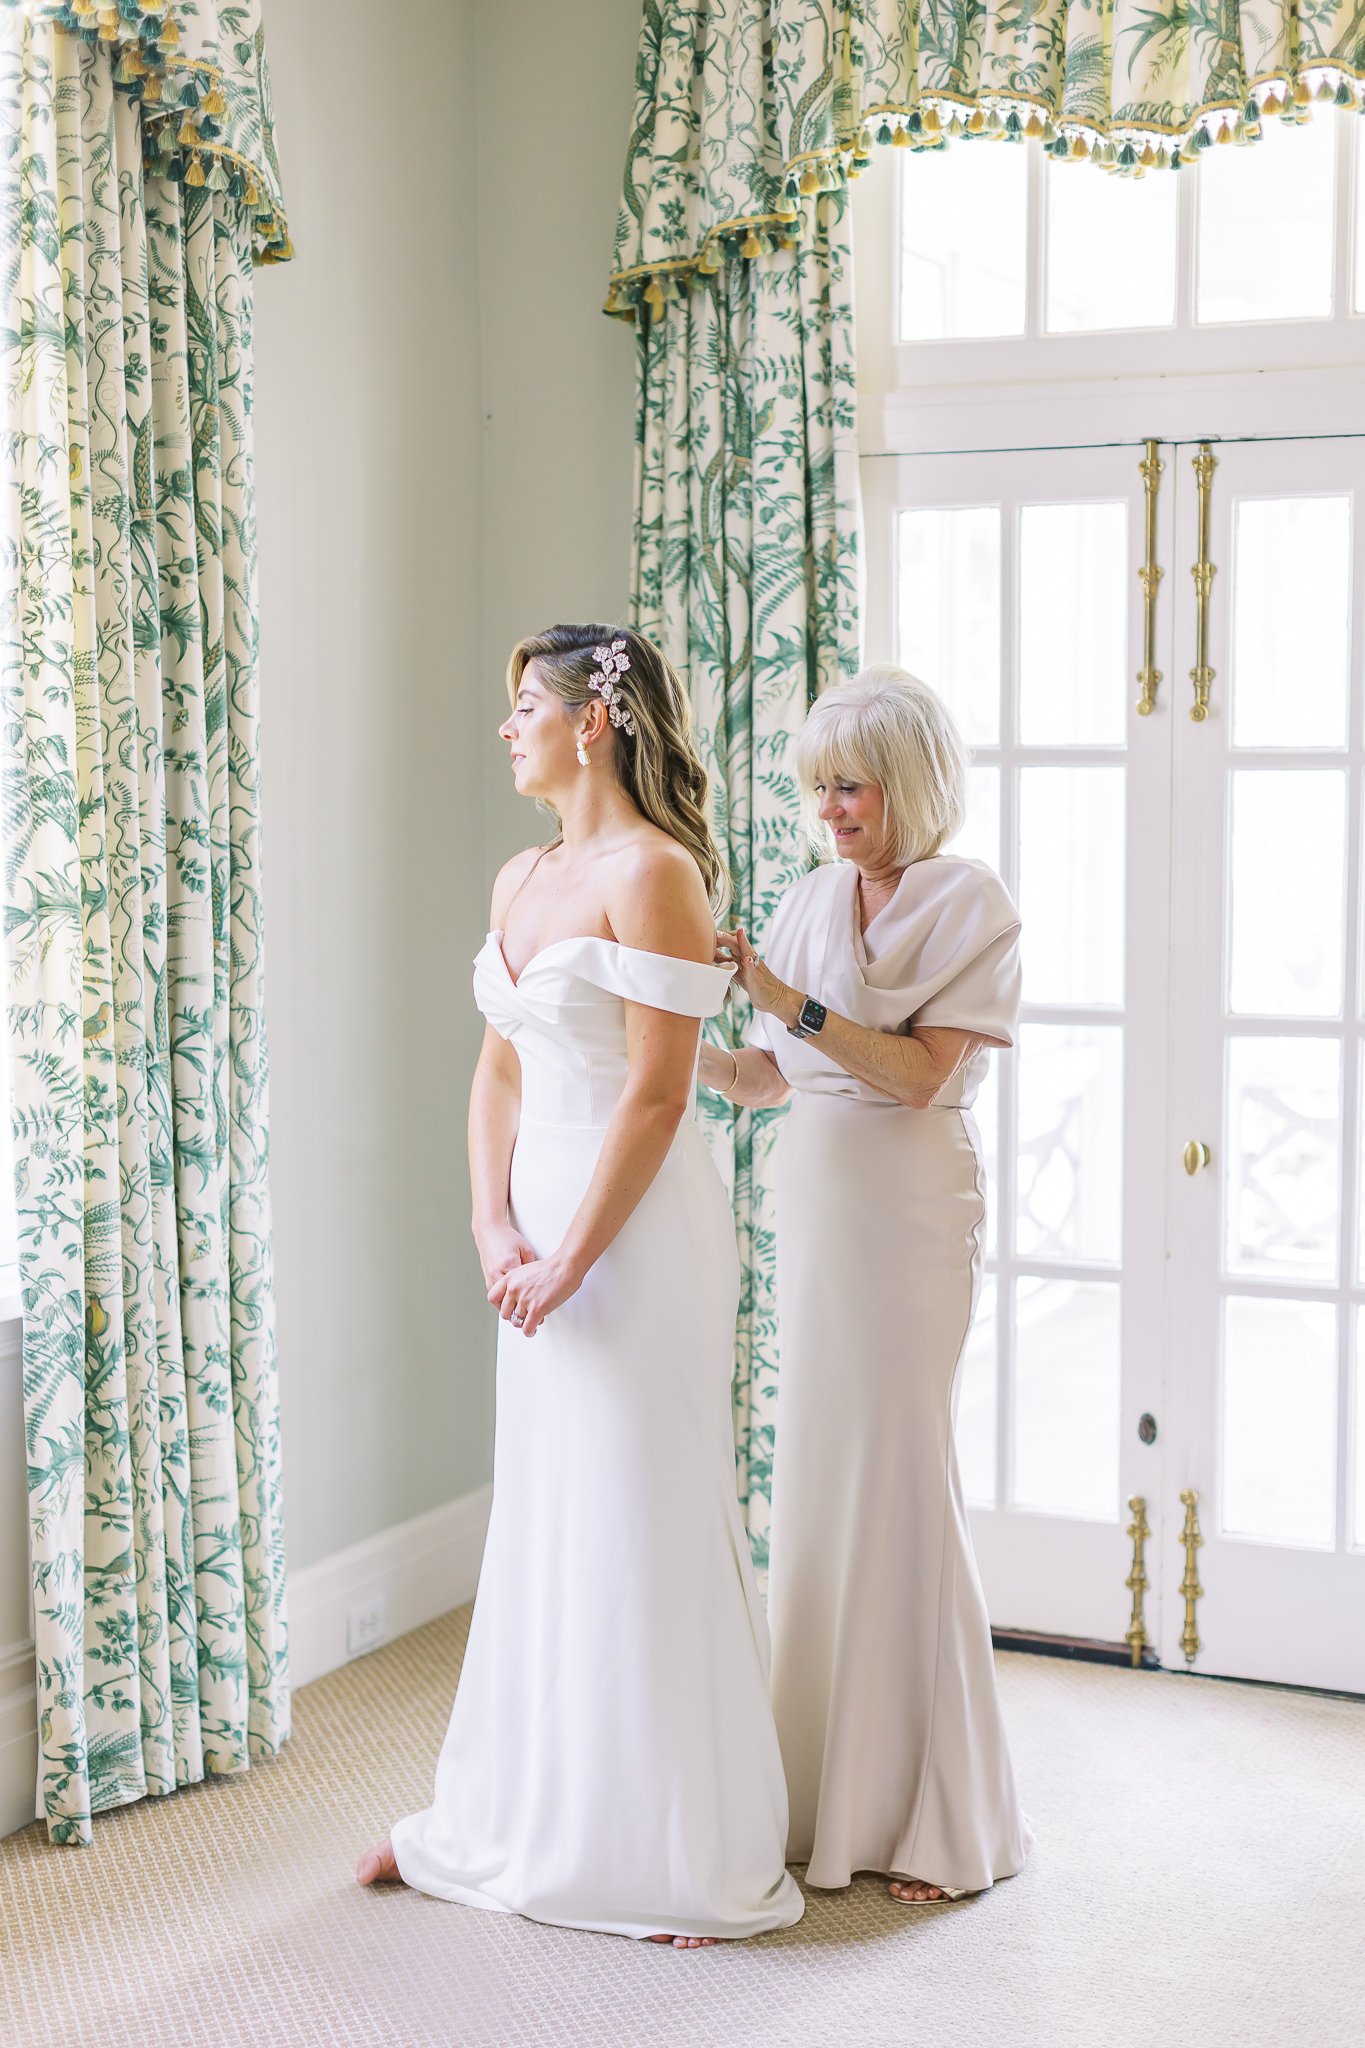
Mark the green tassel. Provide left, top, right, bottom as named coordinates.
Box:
left=1335, top=77, right=1356, bottom=107
left=1118, top=141, right=1137, bottom=167
left=1004, top=108, right=1023, bottom=138
left=1050, top=132, right=1070, bottom=159
left=1192, top=122, right=1213, bottom=150
left=877, top=120, right=893, bottom=145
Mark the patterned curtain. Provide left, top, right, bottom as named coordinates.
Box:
left=1, top=2, right=289, bottom=1844
left=609, top=0, right=1365, bottom=326
left=629, top=203, right=860, bottom=1566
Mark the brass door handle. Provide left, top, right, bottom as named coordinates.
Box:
left=1183, top=1140, right=1211, bottom=1175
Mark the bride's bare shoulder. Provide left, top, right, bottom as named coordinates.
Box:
left=606, top=831, right=712, bottom=962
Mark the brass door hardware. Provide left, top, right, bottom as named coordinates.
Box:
left=1136, top=439, right=1164, bottom=716
left=1189, top=444, right=1217, bottom=722
left=1179, top=1489, right=1204, bottom=1666
left=1183, top=1140, right=1211, bottom=1175
left=1124, top=1495, right=1151, bottom=1667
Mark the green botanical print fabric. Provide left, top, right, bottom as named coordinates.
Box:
left=631, top=207, right=859, bottom=1566
left=1, top=7, right=289, bottom=1843
left=609, top=0, right=1365, bottom=312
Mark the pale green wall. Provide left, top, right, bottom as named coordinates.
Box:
left=253, top=0, right=640, bottom=1571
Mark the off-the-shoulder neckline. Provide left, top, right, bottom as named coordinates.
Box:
left=486, top=929, right=733, bottom=992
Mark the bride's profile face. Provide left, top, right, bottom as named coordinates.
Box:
left=499, top=663, right=576, bottom=797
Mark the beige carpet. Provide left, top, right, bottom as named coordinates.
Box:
left=2, top=1609, right=1363, bottom=2048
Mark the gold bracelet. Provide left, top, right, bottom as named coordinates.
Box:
left=725, top=1047, right=741, bottom=1095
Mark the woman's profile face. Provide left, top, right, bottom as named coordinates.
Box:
left=814, top=773, right=889, bottom=866
left=498, top=662, right=575, bottom=798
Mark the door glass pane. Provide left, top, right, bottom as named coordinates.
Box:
left=1228, top=770, right=1345, bottom=1018
left=1013, top=1276, right=1120, bottom=1519
left=954, top=762, right=1000, bottom=871
left=1222, top=1297, right=1336, bottom=1548
left=1018, top=766, right=1125, bottom=1004
left=1016, top=1024, right=1123, bottom=1264
left=1196, top=112, right=1336, bottom=324
left=1045, top=158, right=1177, bottom=332
left=1019, top=502, right=1127, bottom=745
left=1225, top=1036, right=1341, bottom=1284
left=899, top=147, right=1027, bottom=340
left=898, top=506, right=1001, bottom=746
left=956, top=1282, right=997, bottom=1507
left=1231, top=497, right=1351, bottom=748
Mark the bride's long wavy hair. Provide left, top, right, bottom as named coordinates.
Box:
left=506, top=623, right=730, bottom=919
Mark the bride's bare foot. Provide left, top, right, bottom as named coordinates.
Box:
left=889, top=1877, right=945, bottom=1904
left=647, top=1933, right=721, bottom=1948
left=356, top=1838, right=403, bottom=1886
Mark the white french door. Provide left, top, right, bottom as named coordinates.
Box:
left=1167, top=433, right=1365, bottom=1690
left=864, top=431, right=1365, bottom=1691
left=863, top=446, right=1173, bottom=1646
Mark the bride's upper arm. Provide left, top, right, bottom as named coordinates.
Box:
left=609, top=845, right=715, bottom=1108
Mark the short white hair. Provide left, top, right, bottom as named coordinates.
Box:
left=793, top=667, right=968, bottom=867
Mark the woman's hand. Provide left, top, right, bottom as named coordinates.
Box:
left=488, top=1250, right=583, bottom=1339
left=715, top=924, right=796, bottom=1022
left=473, top=1223, right=537, bottom=1296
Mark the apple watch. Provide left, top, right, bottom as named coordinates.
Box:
left=788, top=994, right=828, bottom=1040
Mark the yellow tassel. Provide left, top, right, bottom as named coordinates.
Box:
left=185, top=154, right=206, bottom=187
left=142, top=75, right=162, bottom=102
left=966, top=108, right=986, bottom=134
left=1261, top=90, right=1283, bottom=114
left=1315, top=75, right=1335, bottom=101
left=98, top=18, right=120, bottom=38
left=1216, top=120, right=1233, bottom=142
left=1139, top=141, right=1156, bottom=166
left=1025, top=110, right=1044, bottom=139
left=1292, top=77, right=1312, bottom=104
left=921, top=106, right=941, bottom=135
left=644, top=275, right=665, bottom=310
left=741, top=229, right=761, bottom=259
left=799, top=166, right=820, bottom=193
left=244, top=176, right=258, bottom=206
left=202, top=86, right=227, bottom=118
left=1071, top=133, right=1088, bottom=159
left=178, top=117, right=199, bottom=147
left=891, top=123, right=912, bottom=147
left=73, top=0, right=98, bottom=14
left=698, top=244, right=721, bottom=274
left=159, top=17, right=180, bottom=43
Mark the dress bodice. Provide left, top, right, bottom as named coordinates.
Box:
left=475, top=932, right=734, bottom=1130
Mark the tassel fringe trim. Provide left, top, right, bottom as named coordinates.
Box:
left=605, top=68, right=1365, bottom=320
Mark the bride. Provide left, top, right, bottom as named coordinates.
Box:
left=356, top=624, right=803, bottom=1946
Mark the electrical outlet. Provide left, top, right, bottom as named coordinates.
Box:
left=347, top=1595, right=387, bottom=1659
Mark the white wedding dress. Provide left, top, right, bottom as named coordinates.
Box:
left=390, top=932, right=804, bottom=1941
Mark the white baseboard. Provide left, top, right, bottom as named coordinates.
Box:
left=0, top=1638, right=38, bottom=1840
left=0, top=1487, right=492, bottom=1841
left=287, top=1485, right=493, bottom=1692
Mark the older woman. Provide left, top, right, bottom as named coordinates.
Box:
left=701, top=666, right=1032, bottom=1906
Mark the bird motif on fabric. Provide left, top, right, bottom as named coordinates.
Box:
left=83, top=1003, right=112, bottom=1042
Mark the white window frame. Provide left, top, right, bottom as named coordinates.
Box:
left=886, top=114, right=1364, bottom=389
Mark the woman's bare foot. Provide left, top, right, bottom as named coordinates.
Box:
left=889, top=1877, right=945, bottom=1903
left=355, top=1838, right=403, bottom=1886
left=647, top=1933, right=721, bottom=1948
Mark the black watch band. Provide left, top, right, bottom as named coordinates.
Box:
left=788, top=994, right=828, bottom=1040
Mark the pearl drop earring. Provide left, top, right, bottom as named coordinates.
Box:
left=576, top=742, right=590, bottom=767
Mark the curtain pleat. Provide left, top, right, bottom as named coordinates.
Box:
left=2, top=15, right=286, bottom=1843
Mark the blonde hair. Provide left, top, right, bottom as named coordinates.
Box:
left=794, top=666, right=967, bottom=866
left=506, top=624, right=730, bottom=917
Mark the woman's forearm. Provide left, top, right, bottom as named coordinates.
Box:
left=763, top=983, right=976, bottom=1108
left=555, top=1087, right=689, bottom=1280
left=468, top=1059, right=520, bottom=1242
left=698, top=1041, right=791, bottom=1109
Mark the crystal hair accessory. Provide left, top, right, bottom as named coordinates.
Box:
left=590, top=639, right=637, bottom=738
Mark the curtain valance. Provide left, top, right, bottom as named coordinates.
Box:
left=608, top=0, right=1365, bottom=313
left=13, top=0, right=289, bottom=259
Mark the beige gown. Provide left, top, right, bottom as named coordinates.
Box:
left=749, top=854, right=1034, bottom=1894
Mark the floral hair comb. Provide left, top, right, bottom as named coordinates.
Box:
left=590, top=639, right=637, bottom=738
